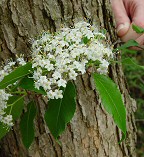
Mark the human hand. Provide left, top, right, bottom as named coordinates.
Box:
left=111, top=0, right=144, bottom=45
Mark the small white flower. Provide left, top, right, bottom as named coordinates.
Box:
left=57, top=79, right=67, bottom=87
left=38, top=59, right=47, bottom=68
left=0, top=89, right=13, bottom=127
left=49, top=78, right=57, bottom=84
left=69, top=70, right=78, bottom=80
left=8, top=61, right=16, bottom=66
left=97, top=60, right=109, bottom=75
left=39, top=76, right=47, bottom=84
left=2, top=115, right=13, bottom=127
left=33, top=69, right=42, bottom=80
left=52, top=71, right=62, bottom=80
left=32, top=40, right=39, bottom=49
left=45, top=61, right=54, bottom=71
left=17, top=58, right=26, bottom=65
left=54, top=89, right=63, bottom=99
left=47, top=90, right=55, bottom=99
left=43, top=81, right=51, bottom=90
left=34, top=81, right=41, bottom=90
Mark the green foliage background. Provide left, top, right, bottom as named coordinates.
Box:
left=122, top=49, right=144, bottom=157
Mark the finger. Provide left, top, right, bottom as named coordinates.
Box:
left=136, top=34, right=144, bottom=45
left=121, top=2, right=144, bottom=43
left=132, top=2, right=144, bottom=28
left=111, top=0, right=130, bottom=36
left=129, top=34, right=144, bottom=51
left=121, top=23, right=141, bottom=42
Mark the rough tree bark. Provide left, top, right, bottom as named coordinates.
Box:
left=0, top=0, right=137, bottom=157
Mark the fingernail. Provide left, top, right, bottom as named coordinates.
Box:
left=117, top=23, right=130, bottom=34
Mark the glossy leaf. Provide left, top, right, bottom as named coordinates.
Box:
left=132, top=24, right=144, bottom=33
left=44, top=81, right=76, bottom=139
left=19, top=77, right=46, bottom=95
left=93, top=73, right=126, bottom=142
left=20, top=101, right=37, bottom=149
left=118, top=39, right=139, bottom=50
left=0, top=62, right=33, bottom=89
left=0, top=123, right=10, bottom=140
left=0, top=96, right=25, bottom=140
left=6, top=96, right=24, bottom=120
left=121, top=49, right=137, bottom=54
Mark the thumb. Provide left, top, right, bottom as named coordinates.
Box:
left=132, top=2, right=144, bottom=29
left=121, top=2, right=144, bottom=42
left=111, top=0, right=130, bottom=36
left=121, top=23, right=141, bottom=42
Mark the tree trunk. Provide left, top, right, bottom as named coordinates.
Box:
left=0, top=0, right=137, bottom=157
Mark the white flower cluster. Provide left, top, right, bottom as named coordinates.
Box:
left=0, top=58, right=26, bottom=82
left=0, top=57, right=26, bottom=127
left=0, top=61, right=15, bottom=82
left=32, top=21, right=113, bottom=99
left=0, top=89, right=13, bottom=127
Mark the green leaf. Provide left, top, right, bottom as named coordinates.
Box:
left=20, top=101, right=37, bottom=149
left=0, top=123, right=10, bottom=140
left=118, top=39, right=139, bottom=50
left=0, top=96, right=24, bottom=139
left=44, top=81, right=76, bottom=139
left=121, top=49, right=137, bottom=54
left=93, top=73, right=126, bottom=142
left=0, top=96, right=25, bottom=140
left=100, top=28, right=107, bottom=35
left=19, top=77, right=46, bottom=95
left=132, top=24, right=144, bottom=33
left=0, top=62, right=33, bottom=89
left=6, top=96, right=24, bottom=120
left=82, top=36, right=90, bottom=44
left=122, top=58, right=144, bottom=70
left=10, top=81, right=22, bottom=92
